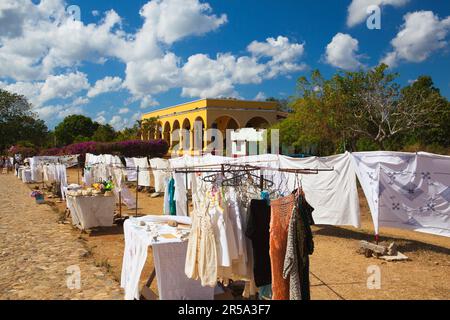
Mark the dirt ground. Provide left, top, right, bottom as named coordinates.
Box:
left=31, top=168, right=450, bottom=300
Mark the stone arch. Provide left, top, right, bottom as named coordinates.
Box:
left=163, top=121, right=171, bottom=145
left=193, top=116, right=205, bottom=153
left=182, top=118, right=191, bottom=150
left=245, top=116, right=270, bottom=129
left=210, top=115, right=240, bottom=152
left=171, top=120, right=181, bottom=148
left=155, top=121, right=163, bottom=139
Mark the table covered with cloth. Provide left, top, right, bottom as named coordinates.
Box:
left=121, top=215, right=214, bottom=300
left=66, top=194, right=115, bottom=230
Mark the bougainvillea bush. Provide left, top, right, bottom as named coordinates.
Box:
left=38, top=147, right=64, bottom=156
left=63, top=140, right=169, bottom=158
left=8, top=145, right=38, bottom=158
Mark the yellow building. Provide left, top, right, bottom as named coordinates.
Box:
left=141, top=98, right=286, bottom=154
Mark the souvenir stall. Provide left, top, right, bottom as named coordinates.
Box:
left=84, top=153, right=136, bottom=210
left=121, top=215, right=215, bottom=300
left=120, top=154, right=346, bottom=300
left=66, top=184, right=116, bottom=230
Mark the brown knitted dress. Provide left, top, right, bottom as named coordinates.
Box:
left=269, top=193, right=296, bottom=300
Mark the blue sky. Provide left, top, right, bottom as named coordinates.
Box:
left=1, top=0, right=449, bottom=130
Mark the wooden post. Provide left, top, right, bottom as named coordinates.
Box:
left=135, top=166, right=139, bottom=217
left=185, top=171, right=189, bottom=216
left=119, top=191, right=122, bottom=218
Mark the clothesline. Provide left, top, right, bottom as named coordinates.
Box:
left=83, top=161, right=335, bottom=173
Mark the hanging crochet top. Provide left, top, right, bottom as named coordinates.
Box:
left=269, top=193, right=296, bottom=300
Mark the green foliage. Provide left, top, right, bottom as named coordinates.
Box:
left=116, top=124, right=140, bottom=141
left=0, top=89, right=49, bottom=151
left=54, top=114, right=99, bottom=146
left=275, top=65, right=449, bottom=155
left=92, top=124, right=117, bottom=142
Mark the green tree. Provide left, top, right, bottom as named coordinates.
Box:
left=275, top=65, right=448, bottom=155
left=91, top=124, right=117, bottom=142
left=394, top=76, right=450, bottom=149
left=140, top=117, right=158, bottom=140
left=54, top=115, right=99, bottom=146
left=0, top=89, right=49, bottom=151
left=115, top=124, right=140, bottom=141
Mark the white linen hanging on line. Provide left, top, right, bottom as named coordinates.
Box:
left=125, top=158, right=137, bottom=181
left=352, top=151, right=450, bottom=237
left=174, top=172, right=188, bottom=216
left=56, top=164, right=68, bottom=200
left=134, top=157, right=151, bottom=187
left=278, top=152, right=361, bottom=228
left=149, top=158, right=170, bottom=193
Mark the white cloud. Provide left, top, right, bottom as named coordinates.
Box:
left=140, top=96, right=160, bottom=109
left=181, top=37, right=306, bottom=98
left=34, top=103, right=85, bottom=122
left=181, top=54, right=238, bottom=98
left=72, top=96, right=89, bottom=106
left=0, top=80, right=43, bottom=106
left=87, top=76, right=123, bottom=98
left=381, top=11, right=450, bottom=67
left=0, top=71, right=89, bottom=106
left=248, top=36, right=306, bottom=78
left=110, top=114, right=138, bottom=130
left=94, top=115, right=107, bottom=125
left=39, top=71, right=89, bottom=103
left=92, top=10, right=100, bottom=17
left=0, top=1, right=308, bottom=119
left=325, top=33, right=364, bottom=70
left=123, top=53, right=180, bottom=97
left=139, top=0, right=227, bottom=45
left=118, top=107, right=130, bottom=114
left=254, top=92, right=266, bottom=101
left=347, top=0, right=409, bottom=27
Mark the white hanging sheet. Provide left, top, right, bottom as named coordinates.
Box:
left=352, top=151, right=450, bottom=237
left=278, top=152, right=361, bottom=228
left=125, top=158, right=137, bottom=181
left=149, top=158, right=170, bottom=193
left=134, top=157, right=151, bottom=187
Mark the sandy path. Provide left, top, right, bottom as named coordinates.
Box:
left=0, top=173, right=123, bottom=300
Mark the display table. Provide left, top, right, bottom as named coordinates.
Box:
left=21, top=168, right=32, bottom=183
left=121, top=215, right=214, bottom=300
left=66, top=194, right=115, bottom=230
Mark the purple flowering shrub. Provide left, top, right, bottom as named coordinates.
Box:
left=63, top=139, right=168, bottom=158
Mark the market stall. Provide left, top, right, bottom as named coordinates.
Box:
left=121, top=215, right=214, bottom=300
left=66, top=192, right=115, bottom=230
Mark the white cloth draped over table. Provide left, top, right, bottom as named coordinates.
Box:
left=21, top=168, right=32, bottom=183
left=120, top=215, right=213, bottom=300
left=352, top=151, right=450, bottom=237
left=66, top=195, right=115, bottom=230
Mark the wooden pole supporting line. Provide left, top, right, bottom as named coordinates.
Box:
left=135, top=166, right=139, bottom=217
left=77, top=161, right=80, bottom=185
left=185, top=171, right=189, bottom=216
left=119, top=191, right=122, bottom=218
